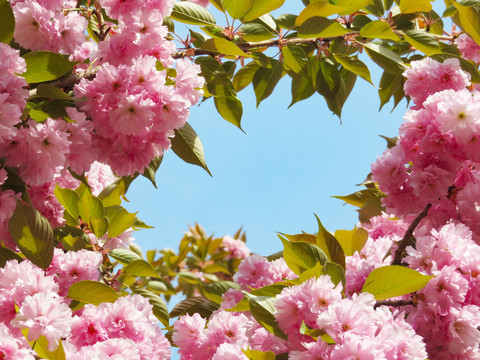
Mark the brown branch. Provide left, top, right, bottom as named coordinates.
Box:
left=374, top=299, right=415, bottom=309
left=28, top=66, right=101, bottom=98
left=391, top=203, right=432, bottom=266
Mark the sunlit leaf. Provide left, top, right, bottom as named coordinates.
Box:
left=68, top=280, right=119, bottom=305
left=362, top=265, right=434, bottom=300
left=171, top=1, right=216, bottom=25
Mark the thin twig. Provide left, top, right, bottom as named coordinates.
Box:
left=374, top=299, right=415, bottom=309
left=391, top=203, right=432, bottom=266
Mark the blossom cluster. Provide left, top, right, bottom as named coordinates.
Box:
left=173, top=263, right=428, bottom=359
left=0, top=257, right=171, bottom=359
left=372, top=57, right=480, bottom=238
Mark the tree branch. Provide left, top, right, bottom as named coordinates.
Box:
left=391, top=203, right=432, bottom=266
left=374, top=299, right=415, bottom=309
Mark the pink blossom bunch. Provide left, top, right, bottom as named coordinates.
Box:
left=47, top=248, right=103, bottom=296
left=12, top=0, right=88, bottom=57
left=457, top=34, right=480, bottom=63
left=0, top=259, right=170, bottom=358
left=75, top=55, right=203, bottom=176
left=232, top=254, right=296, bottom=290
left=372, top=58, right=480, bottom=236
left=172, top=311, right=255, bottom=359
left=220, top=235, right=250, bottom=260
left=403, top=58, right=470, bottom=108
left=66, top=294, right=171, bottom=360
left=0, top=260, right=71, bottom=352
left=0, top=43, right=28, bottom=145
left=401, top=222, right=480, bottom=358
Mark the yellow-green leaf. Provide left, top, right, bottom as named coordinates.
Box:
left=362, top=265, right=434, bottom=300
left=68, top=280, right=119, bottom=305
left=399, top=0, right=432, bottom=13
left=223, top=0, right=253, bottom=19
left=242, top=0, right=285, bottom=22
left=171, top=1, right=216, bottom=25
left=296, top=0, right=372, bottom=25
left=124, top=259, right=160, bottom=278
left=0, top=0, right=15, bottom=44
left=359, top=20, right=400, bottom=41
left=452, top=1, right=480, bottom=45
left=334, top=226, right=369, bottom=256
left=201, top=38, right=249, bottom=57
left=334, top=54, right=373, bottom=84
left=297, top=17, right=350, bottom=38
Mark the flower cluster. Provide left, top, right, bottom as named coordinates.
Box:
left=372, top=58, right=480, bottom=238
left=0, top=258, right=170, bottom=359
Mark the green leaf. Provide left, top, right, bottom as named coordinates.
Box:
left=170, top=296, right=220, bottom=318
left=243, top=349, right=276, bottom=360
left=97, top=179, right=126, bottom=208
left=223, top=0, right=253, bottom=19
left=8, top=200, right=54, bottom=270
left=246, top=294, right=286, bottom=339
left=289, top=74, right=316, bottom=108
left=334, top=226, right=369, bottom=256
left=68, top=280, right=119, bottom=305
left=233, top=62, right=260, bottom=92
left=362, top=265, right=434, bottom=300
left=124, top=259, right=159, bottom=278
left=332, top=188, right=386, bottom=208
left=358, top=197, right=385, bottom=223
left=54, top=226, right=89, bottom=251
left=314, top=215, right=346, bottom=269
left=105, top=206, right=137, bottom=238
left=0, top=247, right=23, bottom=268
left=109, top=248, right=142, bottom=265
left=54, top=185, right=80, bottom=219
left=171, top=122, right=212, bottom=176
left=201, top=281, right=241, bottom=304
left=170, top=1, right=216, bottom=25
left=34, top=84, right=73, bottom=101
left=214, top=86, right=243, bottom=129
left=276, top=14, right=298, bottom=29
left=321, top=262, right=345, bottom=287
left=0, top=0, right=14, bottom=44
left=28, top=100, right=72, bottom=123
left=280, top=236, right=328, bottom=275
left=399, top=0, right=432, bottom=13
left=333, top=54, right=372, bottom=84
left=362, top=42, right=408, bottom=74
left=78, top=191, right=104, bottom=221
left=238, top=23, right=275, bottom=42
left=196, top=56, right=235, bottom=95
left=252, top=59, right=283, bottom=107
left=359, top=20, right=400, bottom=41
left=242, top=0, right=285, bottom=22
left=403, top=30, right=441, bottom=56
left=142, top=156, right=163, bottom=188
left=201, top=38, right=249, bottom=57
left=89, top=217, right=109, bottom=239
left=22, top=52, right=75, bottom=83
left=378, top=71, right=403, bottom=110
left=296, top=0, right=371, bottom=25
left=297, top=17, right=350, bottom=38
left=131, top=287, right=169, bottom=327
left=282, top=44, right=308, bottom=74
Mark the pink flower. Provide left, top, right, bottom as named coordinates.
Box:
left=212, top=343, right=247, bottom=360
left=173, top=313, right=207, bottom=356
left=221, top=235, right=250, bottom=260
left=457, top=34, right=480, bottom=62
left=0, top=323, right=35, bottom=360
left=13, top=293, right=72, bottom=351
left=47, top=249, right=103, bottom=297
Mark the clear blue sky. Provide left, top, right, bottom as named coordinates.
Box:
left=124, top=2, right=407, bottom=257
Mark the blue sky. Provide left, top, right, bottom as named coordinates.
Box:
left=124, top=2, right=408, bottom=257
